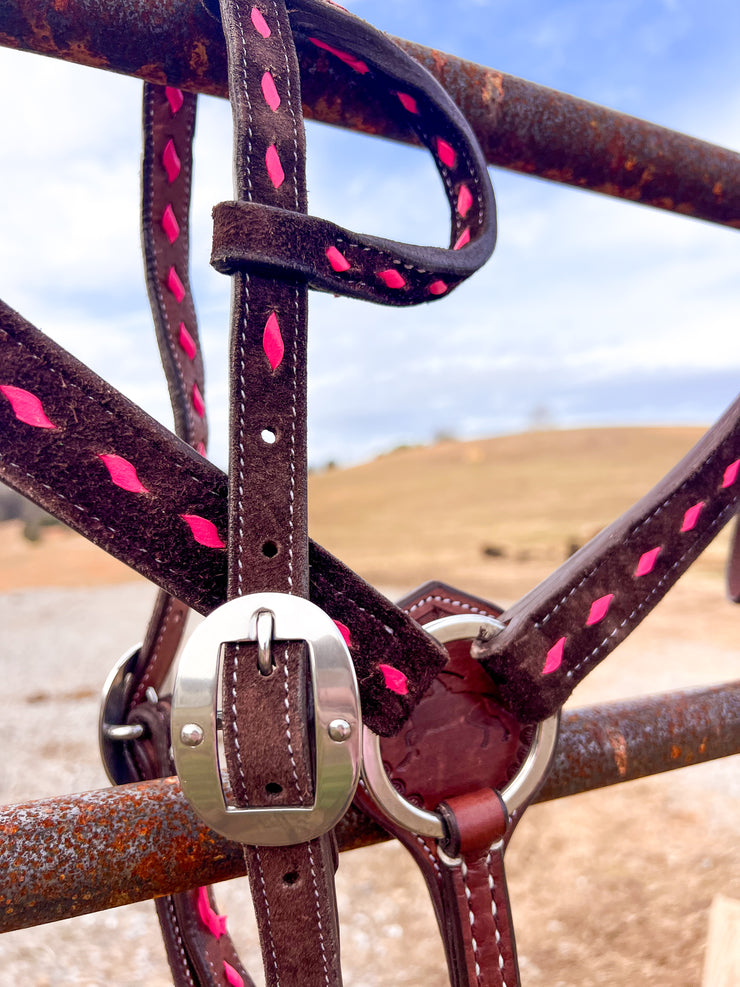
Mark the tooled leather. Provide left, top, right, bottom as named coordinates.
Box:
left=472, top=393, right=740, bottom=722
left=0, top=304, right=447, bottom=737
left=354, top=584, right=531, bottom=987
left=216, top=0, right=342, bottom=984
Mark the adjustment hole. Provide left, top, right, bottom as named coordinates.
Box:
left=262, top=540, right=279, bottom=558
left=261, top=428, right=277, bottom=445
left=282, top=870, right=299, bottom=886
left=265, top=782, right=283, bottom=796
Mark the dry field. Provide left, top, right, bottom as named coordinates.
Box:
left=0, top=426, right=738, bottom=986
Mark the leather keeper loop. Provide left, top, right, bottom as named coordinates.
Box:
left=437, top=788, right=509, bottom=858
left=211, top=200, right=493, bottom=306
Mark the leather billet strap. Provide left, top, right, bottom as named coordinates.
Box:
left=354, top=586, right=535, bottom=987
left=472, top=394, right=740, bottom=722
left=214, top=0, right=342, bottom=982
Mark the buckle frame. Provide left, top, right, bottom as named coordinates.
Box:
left=361, top=613, right=559, bottom=839
left=171, top=593, right=361, bottom=845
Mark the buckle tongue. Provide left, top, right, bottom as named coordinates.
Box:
left=172, top=593, right=361, bottom=845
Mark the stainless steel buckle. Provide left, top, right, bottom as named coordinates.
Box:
left=361, top=613, right=559, bottom=840
left=171, top=593, right=362, bottom=846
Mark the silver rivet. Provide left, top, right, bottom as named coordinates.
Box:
left=328, top=719, right=352, bottom=742
left=180, top=723, right=205, bottom=747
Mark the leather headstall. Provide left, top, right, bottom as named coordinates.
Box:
left=0, top=1, right=737, bottom=986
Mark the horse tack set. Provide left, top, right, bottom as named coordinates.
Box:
left=0, top=0, right=738, bottom=983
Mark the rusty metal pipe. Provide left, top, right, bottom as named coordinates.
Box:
left=1, top=682, right=738, bottom=932
left=0, top=0, right=737, bottom=227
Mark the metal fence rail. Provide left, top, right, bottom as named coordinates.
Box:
left=1, top=0, right=738, bottom=228
left=2, top=682, right=738, bottom=932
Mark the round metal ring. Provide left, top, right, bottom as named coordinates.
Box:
left=361, top=613, right=560, bottom=839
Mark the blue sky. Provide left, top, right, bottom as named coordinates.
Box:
left=0, top=0, right=738, bottom=468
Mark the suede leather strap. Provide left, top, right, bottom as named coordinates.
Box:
left=0, top=300, right=446, bottom=737
left=1, top=303, right=736, bottom=731
left=471, top=394, right=740, bottom=721
left=214, top=0, right=343, bottom=983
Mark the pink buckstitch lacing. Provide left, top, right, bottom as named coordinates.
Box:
left=263, top=312, right=285, bottom=370
left=635, top=546, right=661, bottom=578
left=99, top=454, right=149, bottom=494
left=192, top=383, right=205, bottom=419
left=436, top=137, right=457, bottom=169
left=457, top=184, right=473, bottom=218
left=223, top=962, right=244, bottom=987
left=326, top=245, right=351, bottom=272
left=167, top=267, right=186, bottom=303
left=265, top=144, right=285, bottom=189
left=308, top=37, right=369, bottom=75
left=378, top=269, right=406, bottom=289
left=680, top=501, right=705, bottom=532
left=542, top=636, right=566, bottom=675
left=178, top=323, right=197, bottom=361
left=453, top=228, right=471, bottom=251
left=250, top=6, right=271, bottom=38
left=396, top=91, right=419, bottom=114
left=378, top=663, right=409, bottom=695
left=428, top=280, right=448, bottom=296
left=261, top=70, right=281, bottom=112
left=586, top=593, right=613, bottom=627
left=196, top=886, right=228, bottom=939
left=161, top=203, right=180, bottom=245
left=164, top=86, right=184, bottom=115
left=722, top=459, right=739, bottom=488
left=0, top=385, right=56, bottom=429
left=162, top=139, right=181, bottom=183
left=179, top=514, right=226, bottom=549
left=333, top=620, right=351, bottom=647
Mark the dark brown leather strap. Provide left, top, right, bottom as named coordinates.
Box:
left=354, top=585, right=530, bottom=987
left=214, top=0, right=343, bottom=982
left=0, top=301, right=446, bottom=736
left=2, top=303, right=736, bottom=732
left=472, top=395, right=740, bottom=721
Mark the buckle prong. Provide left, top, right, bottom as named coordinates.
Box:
left=255, top=608, right=275, bottom=676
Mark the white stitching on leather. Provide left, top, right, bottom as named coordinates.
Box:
left=164, top=897, right=196, bottom=987
left=486, top=850, right=508, bottom=986
left=404, top=594, right=495, bottom=617
left=251, top=847, right=282, bottom=987
left=307, top=841, right=331, bottom=987
left=459, top=858, right=482, bottom=983
left=282, top=644, right=306, bottom=802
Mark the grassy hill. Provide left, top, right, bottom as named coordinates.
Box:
left=308, top=425, right=727, bottom=605
left=1, top=425, right=730, bottom=603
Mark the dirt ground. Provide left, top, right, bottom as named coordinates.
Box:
left=0, top=527, right=738, bottom=985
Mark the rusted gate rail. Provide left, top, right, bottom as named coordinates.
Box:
left=2, top=683, right=739, bottom=931
left=0, top=0, right=738, bottom=938
left=1, top=0, right=738, bottom=229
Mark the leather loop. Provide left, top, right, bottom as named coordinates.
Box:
left=211, top=193, right=491, bottom=305
left=438, top=789, right=508, bottom=858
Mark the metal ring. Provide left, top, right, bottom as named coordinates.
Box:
left=361, top=613, right=560, bottom=839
